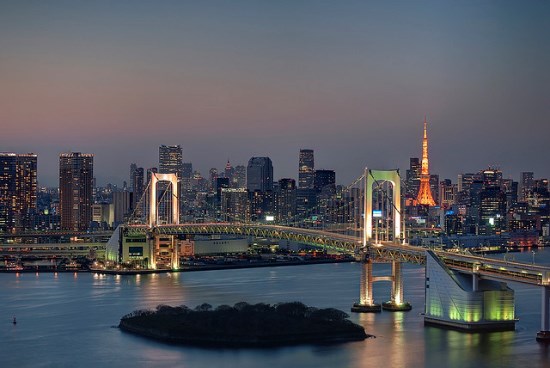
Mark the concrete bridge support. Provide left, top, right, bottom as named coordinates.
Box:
left=382, top=261, right=412, bottom=311
left=537, top=286, right=550, bottom=342
left=351, top=257, right=381, bottom=312
left=351, top=256, right=411, bottom=313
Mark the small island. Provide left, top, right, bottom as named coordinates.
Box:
left=119, top=301, right=371, bottom=347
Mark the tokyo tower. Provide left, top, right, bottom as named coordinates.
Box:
left=416, top=117, right=436, bottom=206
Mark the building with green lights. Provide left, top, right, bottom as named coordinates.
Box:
left=424, top=251, right=516, bottom=331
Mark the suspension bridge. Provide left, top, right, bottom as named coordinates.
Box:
left=109, top=168, right=550, bottom=341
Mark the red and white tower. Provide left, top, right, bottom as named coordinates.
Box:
left=416, top=117, right=436, bottom=206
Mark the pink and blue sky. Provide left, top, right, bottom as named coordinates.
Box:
left=1, top=0, right=549, bottom=186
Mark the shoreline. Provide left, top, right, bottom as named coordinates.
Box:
left=0, top=258, right=355, bottom=274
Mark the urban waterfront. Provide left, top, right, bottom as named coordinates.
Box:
left=1, top=248, right=549, bottom=368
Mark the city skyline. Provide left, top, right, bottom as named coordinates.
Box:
left=1, top=1, right=549, bottom=186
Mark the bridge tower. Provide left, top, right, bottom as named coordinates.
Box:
left=148, top=173, right=180, bottom=269
left=363, top=168, right=401, bottom=243
left=353, top=168, right=411, bottom=313
left=149, top=173, right=179, bottom=227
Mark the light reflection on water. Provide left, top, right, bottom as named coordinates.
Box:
left=0, top=248, right=549, bottom=368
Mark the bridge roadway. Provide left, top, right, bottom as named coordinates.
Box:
left=0, top=243, right=105, bottom=257
left=126, top=223, right=550, bottom=286
left=2, top=223, right=549, bottom=286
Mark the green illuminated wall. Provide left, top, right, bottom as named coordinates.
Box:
left=425, top=251, right=515, bottom=326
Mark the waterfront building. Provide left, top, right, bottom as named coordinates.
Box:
left=247, top=157, right=273, bottom=192
left=0, top=153, right=37, bottom=233
left=59, top=152, right=93, bottom=231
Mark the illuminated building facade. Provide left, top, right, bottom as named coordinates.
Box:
left=0, top=153, right=37, bottom=233
left=416, top=118, right=436, bottom=206
left=59, top=152, right=94, bottom=231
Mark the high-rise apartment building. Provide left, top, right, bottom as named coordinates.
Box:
left=59, top=152, right=94, bottom=231
left=0, top=153, right=37, bottom=233
left=247, top=157, right=273, bottom=192
left=298, top=149, right=315, bottom=189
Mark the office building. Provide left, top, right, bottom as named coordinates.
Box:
left=159, top=145, right=183, bottom=178
left=247, top=157, right=273, bottom=192
left=276, top=178, right=297, bottom=223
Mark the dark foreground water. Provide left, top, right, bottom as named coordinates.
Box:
left=1, top=248, right=550, bottom=368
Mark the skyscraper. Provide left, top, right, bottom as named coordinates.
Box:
left=131, top=165, right=144, bottom=208
left=406, top=157, right=421, bottom=198
left=0, top=153, right=37, bottom=233
left=519, top=172, right=534, bottom=202
left=232, top=165, right=246, bottom=188
left=298, top=149, right=315, bottom=189
left=159, top=145, right=183, bottom=178
left=416, top=118, right=436, bottom=206
left=59, top=152, right=94, bottom=231
left=181, top=162, right=193, bottom=191
left=276, top=178, right=297, bottom=223
left=297, top=149, right=315, bottom=217
left=246, top=157, right=273, bottom=192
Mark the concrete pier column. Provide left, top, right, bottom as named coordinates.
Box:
left=352, top=257, right=381, bottom=313
left=391, top=261, right=403, bottom=304
left=382, top=261, right=412, bottom=311
left=472, top=273, right=479, bottom=292
left=537, top=286, right=550, bottom=342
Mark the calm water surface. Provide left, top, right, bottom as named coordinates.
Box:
left=1, top=248, right=550, bottom=368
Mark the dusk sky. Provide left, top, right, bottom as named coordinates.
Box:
left=1, top=1, right=548, bottom=187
